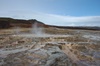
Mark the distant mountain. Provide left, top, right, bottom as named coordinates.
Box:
left=49, top=25, right=100, bottom=30
left=0, top=17, right=48, bottom=29
left=0, top=17, right=100, bottom=30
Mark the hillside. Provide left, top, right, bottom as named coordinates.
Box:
left=0, top=17, right=48, bottom=29
left=0, top=17, right=100, bottom=30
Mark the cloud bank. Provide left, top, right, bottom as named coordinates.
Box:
left=0, top=11, right=100, bottom=26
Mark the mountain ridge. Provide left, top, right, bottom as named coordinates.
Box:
left=0, top=17, right=100, bottom=30
left=0, top=17, right=48, bottom=28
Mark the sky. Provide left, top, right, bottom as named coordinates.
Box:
left=0, top=0, right=100, bottom=26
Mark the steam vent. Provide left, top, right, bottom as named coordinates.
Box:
left=0, top=18, right=100, bottom=66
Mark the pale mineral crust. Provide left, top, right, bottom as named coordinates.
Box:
left=0, top=28, right=100, bottom=66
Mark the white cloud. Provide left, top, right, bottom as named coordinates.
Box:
left=0, top=11, right=100, bottom=26
left=44, top=13, right=100, bottom=23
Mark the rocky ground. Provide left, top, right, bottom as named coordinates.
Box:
left=0, top=28, right=100, bottom=66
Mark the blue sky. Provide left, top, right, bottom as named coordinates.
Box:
left=0, top=0, right=100, bottom=26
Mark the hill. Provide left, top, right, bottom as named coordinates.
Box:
left=0, top=17, right=48, bottom=29
left=0, top=17, right=100, bottom=30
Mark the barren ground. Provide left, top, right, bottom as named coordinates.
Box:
left=0, top=28, right=100, bottom=66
